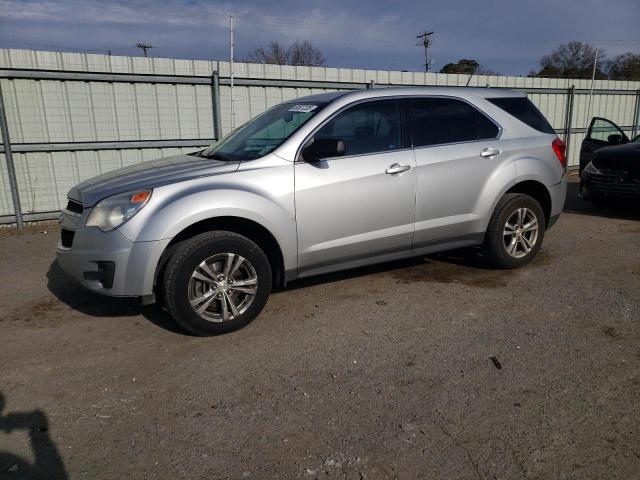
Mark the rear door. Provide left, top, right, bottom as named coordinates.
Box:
left=579, top=117, right=629, bottom=172
left=405, top=97, right=511, bottom=250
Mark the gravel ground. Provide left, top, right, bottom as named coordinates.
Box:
left=1, top=180, right=639, bottom=479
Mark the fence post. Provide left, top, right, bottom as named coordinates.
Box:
left=564, top=85, right=575, bottom=164
left=211, top=70, right=222, bottom=141
left=632, top=89, right=640, bottom=138
left=0, top=81, right=23, bottom=230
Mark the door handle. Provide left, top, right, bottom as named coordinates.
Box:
left=385, top=163, right=411, bottom=174
left=480, top=147, right=501, bottom=158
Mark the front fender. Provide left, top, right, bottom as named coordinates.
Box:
left=118, top=161, right=296, bottom=271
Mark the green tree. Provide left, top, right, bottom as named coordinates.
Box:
left=535, top=41, right=607, bottom=79
left=439, top=59, right=479, bottom=74
left=439, top=59, right=498, bottom=75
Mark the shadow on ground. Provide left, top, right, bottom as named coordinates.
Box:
left=45, top=261, right=187, bottom=335
left=0, top=391, right=67, bottom=479
left=564, top=180, right=640, bottom=221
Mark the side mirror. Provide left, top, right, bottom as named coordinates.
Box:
left=608, top=134, right=624, bottom=145
left=301, top=137, right=345, bottom=162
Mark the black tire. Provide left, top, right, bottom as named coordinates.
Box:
left=484, top=193, right=546, bottom=269
left=162, top=231, right=272, bottom=336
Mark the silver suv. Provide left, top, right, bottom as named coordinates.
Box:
left=57, top=87, right=567, bottom=335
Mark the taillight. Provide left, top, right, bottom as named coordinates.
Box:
left=552, top=138, right=567, bottom=169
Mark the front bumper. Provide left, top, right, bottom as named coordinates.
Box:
left=56, top=212, right=170, bottom=297
left=581, top=168, right=640, bottom=200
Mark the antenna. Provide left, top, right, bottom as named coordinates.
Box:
left=416, top=31, right=434, bottom=72
left=135, top=43, right=155, bottom=57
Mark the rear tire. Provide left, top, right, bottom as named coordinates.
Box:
left=162, top=231, right=272, bottom=336
left=484, top=193, right=546, bottom=269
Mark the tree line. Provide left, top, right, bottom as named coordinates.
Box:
left=245, top=40, right=640, bottom=81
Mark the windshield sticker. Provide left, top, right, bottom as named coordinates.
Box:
left=288, top=104, right=318, bottom=113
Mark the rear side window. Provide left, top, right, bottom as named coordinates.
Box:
left=487, top=97, right=555, bottom=134
left=406, top=98, right=499, bottom=148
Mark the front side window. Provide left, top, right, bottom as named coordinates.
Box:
left=407, top=97, right=499, bottom=148
left=201, top=101, right=327, bottom=161
left=314, top=99, right=402, bottom=157
left=588, top=118, right=628, bottom=144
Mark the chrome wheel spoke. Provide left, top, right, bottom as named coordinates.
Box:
left=224, top=292, right=240, bottom=318
left=192, top=270, right=215, bottom=285
left=232, top=276, right=257, bottom=287
left=198, top=260, right=218, bottom=280
left=523, top=219, right=538, bottom=232
left=233, top=286, right=257, bottom=295
left=229, top=255, right=245, bottom=277
left=220, top=294, right=229, bottom=321
left=506, top=236, right=518, bottom=255
left=223, top=253, right=235, bottom=277
left=190, top=290, right=217, bottom=314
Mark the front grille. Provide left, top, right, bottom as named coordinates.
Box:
left=589, top=171, right=640, bottom=199
left=60, top=228, right=75, bottom=248
left=66, top=199, right=83, bottom=214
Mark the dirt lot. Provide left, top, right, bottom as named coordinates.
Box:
left=1, top=181, right=639, bottom=479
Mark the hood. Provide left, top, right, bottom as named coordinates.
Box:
left=592, top=142, right=640, bottom=177
left=68, top=154, right=240, bottom=207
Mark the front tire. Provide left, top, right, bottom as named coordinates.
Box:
left=484, top=193, right=546, bottom=269
left=162, top=231, right=272, bottom=336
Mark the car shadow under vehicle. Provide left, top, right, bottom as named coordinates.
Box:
left=46, top=247, right=503, bottom=335
left=45, top=261, right=189, bottom=335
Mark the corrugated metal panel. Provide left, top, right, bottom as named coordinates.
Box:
left=1, top=48, right=639, bottom=219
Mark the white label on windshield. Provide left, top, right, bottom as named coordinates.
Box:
left=288, top=104, right=318, bottom=113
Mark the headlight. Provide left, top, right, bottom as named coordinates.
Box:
left=584, top=162, right=600, bottom=174
left=86, top=190, right=152, bottom=231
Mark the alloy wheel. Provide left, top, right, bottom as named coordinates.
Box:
left=187, top=253, right=258, bottom=322
left=502, top=207, right=539, bottom=259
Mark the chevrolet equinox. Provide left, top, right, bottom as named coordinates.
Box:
left=57, top=87, right=567, bottom=335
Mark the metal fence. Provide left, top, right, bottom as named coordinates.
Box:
left=1, top=48, right=639, bottom=225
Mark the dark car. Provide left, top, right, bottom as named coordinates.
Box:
left=579, top=117, right=640, bottom=202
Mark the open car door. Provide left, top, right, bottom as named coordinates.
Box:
left=579, top=117, right=629, bottom=172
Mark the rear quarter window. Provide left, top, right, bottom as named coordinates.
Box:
left=488, top=97, right=555, bottom=135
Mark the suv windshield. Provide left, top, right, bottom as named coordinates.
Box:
left=201, top=101, right=327, bottom=161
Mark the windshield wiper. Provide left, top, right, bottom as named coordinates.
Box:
left=201, top=152, right=233, bottom=161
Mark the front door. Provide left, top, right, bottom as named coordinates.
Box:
left=579, top=117, right=629, bottom=172
left=294, top=99, right=416, bottom=277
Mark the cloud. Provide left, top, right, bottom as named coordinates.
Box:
left=0, top=0, right=638, bottom=74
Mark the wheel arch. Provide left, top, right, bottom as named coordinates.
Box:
left=505, top=180, right=552, bottom=226
left=154, top=216, right=287, bottom=293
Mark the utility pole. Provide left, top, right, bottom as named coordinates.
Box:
left=135, top=43, right=155, bottom=57
left=229, top=13, right=235, bottom=130
left=416, top=31, right=434, bottom=72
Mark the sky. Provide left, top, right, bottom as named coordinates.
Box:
left=0, top=0, right=639, bottom=75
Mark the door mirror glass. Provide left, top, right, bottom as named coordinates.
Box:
left=301, top=137, right=346, bottom=162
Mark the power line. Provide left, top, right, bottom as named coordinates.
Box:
left=416, top=31, right=434, bottom=72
